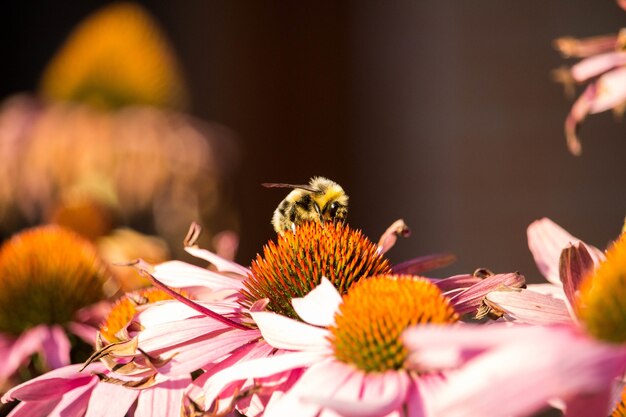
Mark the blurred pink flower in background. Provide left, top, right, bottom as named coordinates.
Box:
left=554, top=0, right=626, bottom=155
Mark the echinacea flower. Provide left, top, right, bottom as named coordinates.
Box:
left=554, top=0, right=626, bottom=155
left=0, top=226, right=112, bottom=391
left=403, top=224, right=626, bottom=417
left=196, top=275, right=459, bottom=417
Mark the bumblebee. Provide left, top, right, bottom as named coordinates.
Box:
left=263, top=177, right=349, bottom=234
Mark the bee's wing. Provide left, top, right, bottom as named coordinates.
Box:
left=262, top=183, right=318, bottom=193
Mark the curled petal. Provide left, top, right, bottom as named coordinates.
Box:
left=571, top=52, right=626, bottom=82
left=377, top=219, right=411, bottom=255
left=250, top=311, right=330, bottom=351
left=429, top=274, right=481, bottom=296
left=565, top=83, right=596, bottom=156
left=559, top=243, right=595, bottom=311
left=590, top=67, right=626, bottom=113
left=554, top=35, right=617, bottom=58
left=291, top=277, right=341, bottom=327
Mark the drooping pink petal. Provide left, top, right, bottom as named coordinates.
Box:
left=250, top=311, right=330, bottom=351
left=304, top=369, right=410, bottom=417
left=185, top=246, right=250, bottom=277
left=84, top=380, right=139, bottom=417
left=392, top=253, right=457, bottom=276
left=590, top=67, right=626, bottom=114
left=429, top=274, right=481, bottom=296
left=571, top=51, right=626, bottom=82
left=449, top=273, right=525, bottom=315
left=485, top=290, right=572, bottom=324
left=0, top=326, right=47, bottom=380
left=153, top=260, right=243, bottom=292
left=134, top=376, right=191, bottom=417
left=40, top=325, right=71, bottom=370
left=203, top=351, right=325, bottom=411
left=2, top=363, right=104, bottom=403
left=554, top=35, right=618, bottom=58
left=134, top=300, right=241, bottom=329
left=377, top=219, right=411, bottom=255
left=291, top=277, right=341, bottom=327
left=564, top=83, right=596, bottom=156
left=559, top=243, right=595, bottom=311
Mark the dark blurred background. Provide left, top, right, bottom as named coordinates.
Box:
left=1, top=1, right=625, bottom=284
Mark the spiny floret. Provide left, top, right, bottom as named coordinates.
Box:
left=329, top=275, right=458, bottom=373
left=242, top=221, right=391, bottom=319
left=0, top=225, right=110, bottom=335
left=578, top=233, right=626, bottom=344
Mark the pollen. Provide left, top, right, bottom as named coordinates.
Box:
left=100, top=288, right=178, bottom=343
left=241, top=221, right=391, bottom=319
left=329, top=275, right=458, bottom=373
left=0, top=225, right=110, bottom=335
left=577, top=233, right=626, bottom=343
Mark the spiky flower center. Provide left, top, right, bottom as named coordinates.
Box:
left=242, top=222, right=391, bottom=319
left=613, top=386, right=626, bottom=417
left=577, top=233, right=626, bottom=344
left=100, top=288, right=177, bottom=343
left=329, top=275, right=458, bottom=373
left=0, top=226, right=110, bottom=335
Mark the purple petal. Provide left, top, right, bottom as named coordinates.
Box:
left=564, top=83, right=596, bottom=156
left=528, top=218, right=580, bottom=284
left=429, top=274, right=481, bottom=295
left=6, top=400, right=57, bottom=417
left=392, top=253, right=457, bottom=275
left=559, top=243, right=595, bottom=310
left=153, top=260, right=243, bottom=292
left=563, top=390, right=614, bottom=417
left=185, top=246, right=250, bottom=277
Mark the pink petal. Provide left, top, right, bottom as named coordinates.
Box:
left=590, top=67, right=626, bottom=114
left=204, top=351, right=325, bottom=410
left=153, top=260, right=243, bottom=292
left=527, top=218, right=604, bottom=282
left=156, top=329, right=263, bottom=376
left=40, top=325, right=71, bottom=370
left=571, top=51, right=626, bottom=82
left=559, top=243, right=595, bottom=311
left=291, top=277, right=341, bottom=327
left=264, top=359, right=354, bottom=417
left=407, top=325, right=626, bottom=417
left=565, top=83, right=596, bottom=155
left=563, top=390, right=613, bottom=417
left=393, top=254, right=457, bottom=276
left=449, top=273, right=525, bottom=315
left=43, top=377, right=97, bottom=417
left=135, top=300, right=240, bottom=328
left=185, top=246, right=250, bottom=277
left=250, top=311, right=330, bottom=351
left=304, top=369, right=409, bottom=417
left=134, top=376, right=191, bottom=417
left=6, top=400, right=57, bottom=417
left=429, top=274, right=481, bottom=295
left=377, top=219, right=411, bottom=255
left=486, top=290, right=574, bottom=325
left=485, top=290, right=573, bottom=324
left=2, top=364, right=104, bottom=403
left=0, top=326, right=47, bottom=380
left=137, top=316, right=235, bottom=351
left=85, top=381, right=139, bottom=417
left=67, top=322, right=98, bottom=345
left=525, top=283, right=567, bottom=300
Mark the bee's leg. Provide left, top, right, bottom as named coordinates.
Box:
left=291, top=223, right=297, bottom=234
